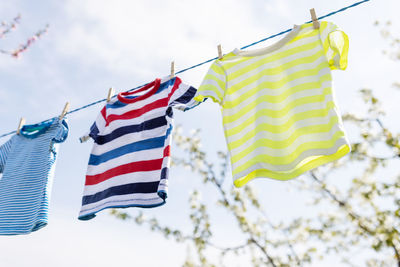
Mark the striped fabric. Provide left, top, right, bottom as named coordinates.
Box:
left=79, top=77, right=198, bottom=220
left=195, top=21, right=351, bottom=187
left=0, top=118, right=68, bottom=235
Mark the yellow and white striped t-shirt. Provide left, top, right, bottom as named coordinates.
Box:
left=195, top=21, right=351, bottom=187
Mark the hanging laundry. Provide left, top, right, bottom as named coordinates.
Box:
left=0, top=118, right=68, bottom=235
left=79, top=77, right=198, bottom=220
left=195, top=21, right=351, bottom=187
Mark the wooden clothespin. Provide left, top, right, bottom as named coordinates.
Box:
left=79, top=135, right=91, bottom=143
left=170, top=61, right=175, bottom=79
left=309, top=8, right=320, bottom=29
left=217, top=44, right=223, bottom=60
left=16, top=118, right=25, bottom=135
left=107, top=87, right=115, bottom=102
left=59, top=102, right=70, bottom=120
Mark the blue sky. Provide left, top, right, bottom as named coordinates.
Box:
left=0, top=0, right=399, bottom=266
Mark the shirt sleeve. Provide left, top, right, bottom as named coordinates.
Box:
left=194, top=60, right=227, bottom=105
left=320, top=21, right=349, bottom=70
left=168, top=77, right=199, bottom=111
left=88, top=105, right=108, bottom=141
left=52, top=118, right=69, bottom=143
left=0, top=139, right=12, bottom=173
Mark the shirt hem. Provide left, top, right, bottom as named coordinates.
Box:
left=78, top=201, right=166, bottom=221
left=0, top=221, right=48, bottom=235
left=233, top=143, right=350, bottom=187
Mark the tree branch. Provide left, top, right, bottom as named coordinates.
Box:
left=309, top=171, right=375, bottom=235
left=0, top=15, right=21, bottom=38
left=392, top=243, right=400, bottom=267
left=0, top=20, right=49, bottom=58
left=249, top=237, right=277, bottom=267
left=204, top=163, right=278, bottom=267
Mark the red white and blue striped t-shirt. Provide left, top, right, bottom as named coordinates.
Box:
left=79, top=77, right=198, bottom=220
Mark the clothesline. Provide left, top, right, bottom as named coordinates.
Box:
left=0, top=0, right=371, bottom=139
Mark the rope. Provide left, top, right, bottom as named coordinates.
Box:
left=0, top=0, right=371, bottom=139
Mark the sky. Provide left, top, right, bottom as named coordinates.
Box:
left=0, top=0, right=400, bottom=266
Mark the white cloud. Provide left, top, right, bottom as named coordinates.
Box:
left=53, top=0, right=270, bottom=79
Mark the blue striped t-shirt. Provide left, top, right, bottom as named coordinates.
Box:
left=0, top=117, right=68, bottom=235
